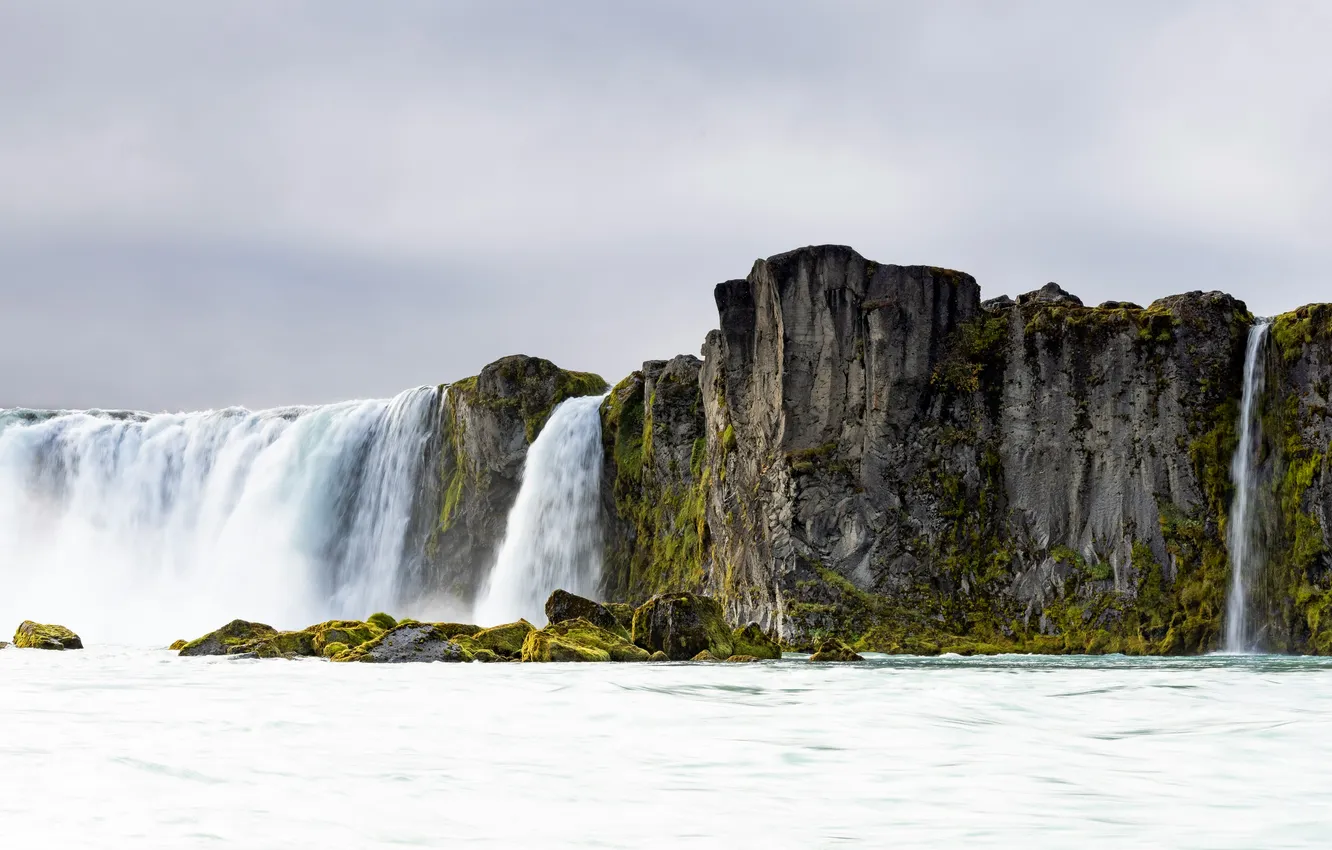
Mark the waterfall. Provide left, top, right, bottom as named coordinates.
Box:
left=1224, top=320, right=1271, bottom=653
left=475, top=394, right=608, bottom=626
left=0, top=387, right=439, bottom=644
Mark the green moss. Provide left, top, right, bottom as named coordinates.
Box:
left=932, top=312, right=1009, bottom=393
left=321, top=641, right=348, bottom=659
left=1272, top=304, right=1332, bottom=363
left=521, top=618, right=648, bottom=662
left=13, top=620, right=82, bottom=650
left=366, top=612, right=397, bottom=631
left=472, top=620, right=535, bottom=658
left=730, top=623, right=781, bottom=660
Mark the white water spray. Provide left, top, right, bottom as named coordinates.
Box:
left=1224, top=321, right=1271, bottom=653
left=0, top=387, right=438, bottom=644
left=475, top=394, right=608, bottom=626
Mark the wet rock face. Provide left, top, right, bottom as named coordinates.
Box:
left=420, top=355, right=607, bottom=608
left=13, top=621, right=82, bottom=650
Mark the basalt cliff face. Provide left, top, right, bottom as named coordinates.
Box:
left=426, top=245, right=1332, bottom=654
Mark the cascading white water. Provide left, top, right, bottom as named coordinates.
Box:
left=1224, top=320, right=1271, bottom=653
left=0, top=387, right=438, bottom=644
left=474, top=394, right=608, bottom=626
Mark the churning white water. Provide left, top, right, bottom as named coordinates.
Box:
left=0, top=388, right=438, bottom=644
left=1225, top=321, right=1271, bottom=653
left=475, top=394, right=607, bottom=625
left=5, top=650, right=1332, bottom=848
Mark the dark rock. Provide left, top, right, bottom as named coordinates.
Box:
left=632, top=592, right=734, bottom=661
left=178, top=620, right=275, bottom=657
left=544, top=589, right=620, bottom=633
left=340, top=623, right=472, bottom=663
left=1017, top=281, right=1083, bottom=306
left=981, top=294, right=1015, bottom=311
left=1098, top=300, right=1143, bottom=310
left=604, top=602, right=636, bottom=633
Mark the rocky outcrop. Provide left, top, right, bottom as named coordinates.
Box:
left=421, top=355, right=607, bottom=606
left=809, top=636, right=864, bottom=662
left=13, top=621, right=82, bottom=650
left=730, top=622, right=781, bottom=660
left=595, top=244, right=1329, bottom=655
left=178, top=619, right=276, bottom=657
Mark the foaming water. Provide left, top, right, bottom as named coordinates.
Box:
left=1225, top=320, right=1271, bottom=652
left=0, top=388, right=438, bottom=643
left=4, top=651, right=1332, bottom=848
left=475, top=394, right=607, bottom=625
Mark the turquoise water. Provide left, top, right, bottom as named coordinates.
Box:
left=3, top=649, right=1330, bottom=848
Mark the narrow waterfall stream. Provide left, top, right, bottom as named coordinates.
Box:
left=474, top=394, right=608, bottom=626
left=1224, top=320, right=1271, bottom=652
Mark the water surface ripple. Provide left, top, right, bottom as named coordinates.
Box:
left=3, top=650, right=1330, bottom=848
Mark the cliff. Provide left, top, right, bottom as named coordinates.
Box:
left=421, top=245, right=1332, bottom=655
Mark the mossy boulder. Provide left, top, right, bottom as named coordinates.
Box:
left=236, top=630, right=319, bottom=659
left=472, top=620, right=535, bottom=658
left=632, top=592, right=733, bottom=661
left=649, top=650, right=669, bottom=661
left=604, top=602, right=636, bottom=633
left=521, top=618, right=650, bottom=662
left=730, top=623, right=781, bottom=660
left=321, top=641, right=349, bottom=659
left=178, top=619, right=276, bottom=657
left=366, top=612, right=398, bottom=631
left=545, top=589, right=621, bottom=633
left=725, top=655, right=761, bottom=663
left=435, top=622, right=482, bottom=639
left=309, top=620, right=383, bottom=655
left=690, top=650, right=723, bottom=662
left=168, top=639, right=187, bottom=651
left=336, top=623, right=473, bottom=663
left=809, top=636, right=864, bottom=662
left=13, top=621, right=83, bottom=650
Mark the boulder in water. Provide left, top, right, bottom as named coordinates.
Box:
left=730, top=623, right=781, bottom=660
left=472, top=620, right=535, bottom=658
left=435, top=622, right=482, bottom=639
left=632, top=592, right=733, bottom=661
left=178, top=619, right=277, bottom=656
left=13, top=621, right=82, bottom=650
left=725, top=655, right=761, bottom=663
left=648, top=650, right=669, bottom=662
left=809, top=636, right=864, bottom=662
left=168, top=639, right=187, bottom=651
left=337, top=623, right=472, bottom=663
left=690, top=650, right=723, bottom=662
left=544, top=589, right=621, bottom=634
left=522, top=618, right=649, bottom=662
left=309, top=620, right=384, bottom=656
left=366, top=612, right=397, bottom=631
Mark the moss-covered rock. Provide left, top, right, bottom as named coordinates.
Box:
left=690, top=650, right=723, bottom=662
left=336, top=623, right=473, bottom=663
left=321, top=641, right=349, bottom=659
left=168, top=639, right=187, bottom=651
left=13, top=621, right=82, bottom=650
left=472, top=620, right=535, bottom=658
left=604, top=602, right=636, bottom=633
left=366, top=612, right=398, bottom=631
left=649, top=650, right=669, bottom=661
left=521, top=618, right=650, bottom=662
left=632, top=592, right=733, bottom=660
left=730, top=622, right=781, bottom=660
left=545, top=589, right=621, bottom=633
left=725, top=654, right=761, bottom=663
left=309, top=620, right=383, bottom=655
left=179, top=619, right=275, bottom=657
left=435, top=622, right=482, bottom=639
left=809, top=636, right=864, bottom=662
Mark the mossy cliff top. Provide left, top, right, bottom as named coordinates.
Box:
left=449, top=354, right=607, bottom=443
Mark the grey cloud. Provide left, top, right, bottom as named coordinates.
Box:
left=1, top=1, right=1329, bottom=409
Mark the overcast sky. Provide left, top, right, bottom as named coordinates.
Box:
left=2, top=1, right=1329, bottom=410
